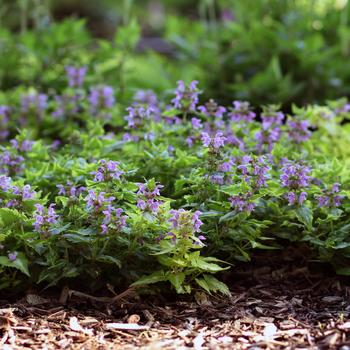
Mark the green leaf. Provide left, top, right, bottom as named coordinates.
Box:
left=131, top=270, right=167, bottom=286
left=0, top=252, right=30, bottom=276
left=219, top=211, right=236, bottom=223
left=195, top=277, right=211, bottom=293
left=191, top=256, right=228, bottom=272
left=203, top=274, right=231, bottom=296
left=115, top=19, right=140, bottom=49
left=96, top=255, right=121, bottom=267
left=295, top=206, right=313, bottom=230
left=167, top=272, right=186, bottom=293
left=0, top=208, right=25, bottom=226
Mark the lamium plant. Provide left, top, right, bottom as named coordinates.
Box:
left=0, top=73, right=348, bottom=296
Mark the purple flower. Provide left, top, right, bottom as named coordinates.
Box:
left=100, top=206, right=127, bottom=234
left=0, top=175, right=11, bottom=191
left=316, top=183, right=343, bottom=208
left=201, top=132, right=211, bottom=147
left=335, top=102, right=350, bottom=114
left=89, top=85, right=115, bottom=114
left=255, top=127, right=281, bottom=152
left=201, top=132, right=226, bottom=150
left=284, top=191, right=307, bottom=205
left=0, top=150, right=25, bottom=176
left=287, top=119, right=311, bottom=143
left=91, top=160, right=123, bottom=182
left=134, top=89, right=158, bottom=106
left=332, top=183, right=340, bottom=193
left=219, top=158, right=235, bottom=172
left=225, top=133, right=245, bottom=151
left=192, top=210, right=203, bottom=232
left=169, top=209, right=204, bottom=237
left=21, top=185, right=35, bottom=200
left=21, top=93, right=47, bottom=118
left=211, top=174, right=225, bottom=185
left=229, top=101, right=256, bottom=123
left=10, top=139, right=34, bottom=152
left=8, top=252, right=17, bottom=261
left=280, top=162, right=311, bottom=189
left=186, top=137, right=194, bottom=148
left=136, top=182, right=163, bottom=214
left=133, top=89, right=160, bottom=120
left=198, top=99, right=226, bottom=118
left=261, top=109, right=284, bottom=129
left=171, top=80, right=201, bottom=112
left=65, top=66, right=87, bottom=88
left=125, top=105, right=154, bottom=128
left=33, top=204, right=58, bottom=235
left=57, top=181, right=85, bottom=199
left=191, top=117, right=202, bottom=129
left=229, top=193, right=256, bottom=213
left=85, top=190, right=115, bottom=212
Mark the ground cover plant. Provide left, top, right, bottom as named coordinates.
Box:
left=0, top=61, right=349, bottom=296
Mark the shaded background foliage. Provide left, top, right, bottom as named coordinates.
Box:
left=1, top=0, right=350, bottom=109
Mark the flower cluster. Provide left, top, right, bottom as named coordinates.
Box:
left=316, top=183, right=343, bottom=208
left=210, top=157, right=235, bottom=185
left=133, top=89, right=160, bottom=120
left=280, top=162, right=311, bottom=189
left=255, top=107, right=284, bottom=152
left=198, top=99, right=226, bottom=129
left=0, top=150, right=25, bottom=176
left=21, top=92, right=47, bottom=119
left=101, top=206, right=127, bottom=234
left=33, top=204, right=59, bottom=236
left=237, top=155, right=270, bottom=189
left=172, top=80, right=201, bottom=112
left=85, top=190, right=115, bottom=212
left=91, top=160, right=123, bottom=182
left=229, top=101, right=256, bottom=123
left=280, top=161, right=311, bottom=206
left=287, top=119, right=311, bottom=143
left=65, top=66, right=87, bottom=88
left=10, top=139, right=34, bottom=152
left=201, top=131, right=226, bottom=150
left=125, top=105, right=155, bottom=129
left=136, top=182, right=163, bottom=213
left=89, top=85, right=115, bottom=114
left=229, top=192, right=256, bottom=213
left=0, top=176, right=36, bottom=208
left=167, top=209, right=205, bottom=244
left=57, top=181, right=86, bottom=199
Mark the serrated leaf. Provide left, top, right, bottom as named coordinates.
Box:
left=195, top=277, right=211, bottom=294
left=167, top=272, right=186, bottom=293
left=203, top=274, right=231, bottom=296
left=0, top=208, right=25, bottom=226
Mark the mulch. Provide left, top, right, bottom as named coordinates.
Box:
left=1, top=260, right=350, bottom=349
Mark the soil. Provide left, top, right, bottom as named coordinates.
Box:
left=0, top=259, right=349, bottom=350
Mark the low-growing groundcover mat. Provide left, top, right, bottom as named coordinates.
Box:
left=0, top=73, right=349, bottom=294
left=0, top=68, right=350, bottom=347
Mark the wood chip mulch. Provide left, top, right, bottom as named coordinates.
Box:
left=1, top=263, right=350, bottom=350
